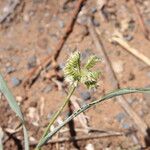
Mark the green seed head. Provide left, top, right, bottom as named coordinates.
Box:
left=64, top=51, right=101, bottom=89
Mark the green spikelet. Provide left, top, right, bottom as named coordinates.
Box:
left=84, top=56, right=101, bottom=70
left=64, top=52, right=81, bottom=84
left=64, top=51, right=101, bottom=89
left=81, top=70, right=100, bottom=89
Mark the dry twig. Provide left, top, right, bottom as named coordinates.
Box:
left=0, top=0, right=20, bottom=23
left=111, top=32, right=150, bottom=66
left=88, top=17, right=148, bottom=136
left=23, top=0, right=87, bottom=88
left=30, top=131, right=124, bottom=146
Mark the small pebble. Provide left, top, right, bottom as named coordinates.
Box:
left=127, top=98, right=134, bottom=105
left=81, top=49, right=91, bottom=60
left=47, top=111, right=54, bottom=120
left=16, top=96, right=23, bottom=103
left=30, top=101, right=38, bottom=107
left=27, top=55, right=37, bottom=69
left=6, top=66, right=16, bottom=74
left=11, top=77, right=21, bottom=87
left=128, top=20, right=135, bottom=31
left=91, top=7, right=97, bottom=13
left=59, top=63, right=65, bottom=70
left=92, top=17, right=100, bottom=27
left=115, top=112, right=126, bottom=123
left=23, top=14, right=30, bottom=23
left=77, top=15, right=88, bottom=25
left=27, top=107, right=39, bottom=126
left=112, top=60, right=124, bottom=74
left=122, top=123, right=131, bottom=129
left=38, top=27, right=45, bottom=33
left=49, top=33, right=58, bottom=42
left=58, top=20, right=65, bottom=28
left=123, top=34, right=133, bottom=41
left=85, top=143, right=94, bottom=150
left=80, top=91, right=91, bottom=101
left=128, top=72, right=135, bottom=81
left=42, top=85, right=52, bottom=93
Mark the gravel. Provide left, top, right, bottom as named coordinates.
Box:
left=92, top=17, right=100, bottom=27
left=5, top=66, right=16, bottom=74
left=80, top=91, right=91, bottom=101
left=115, top=112, right=126, bottom=123
left=122, top=122, right=131, bottom=129
left=42, top=85, right=53, bottom=93
left=58, top=20, right=65, bottom=28
left=27, top=55, right=37, bottom=69
left=91, top=7, right=97, bottom=13
left=11, top=77, right=21, bottom=87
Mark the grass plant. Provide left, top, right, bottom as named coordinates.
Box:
left=0, top=52, right=150, bottom=150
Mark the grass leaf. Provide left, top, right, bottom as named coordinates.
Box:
left=0, top=74, right=23, bottom=120
left=0, top=74, right=29, bottom=150
left=36, top=87, right=150, bottom=148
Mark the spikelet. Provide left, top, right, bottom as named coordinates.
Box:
left=64, top=52, right=81, bottom=85
left=84, top=55, right=101, bottom=70
left=64, top=51, right=101, bottom=89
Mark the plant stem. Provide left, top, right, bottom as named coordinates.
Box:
left=35, top=87, right=150, bottom=148
left=36, top=84, right=76, bottom=150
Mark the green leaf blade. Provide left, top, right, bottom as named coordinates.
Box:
left=36, top=87, right=150, bottom=148
left=0, top=74, right=24, bottom=121
left=0, top=74, right=29, bottom=150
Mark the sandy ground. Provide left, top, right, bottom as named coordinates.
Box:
left=0, top=0, right=150, bottom=149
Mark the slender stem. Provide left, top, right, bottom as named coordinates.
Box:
left=36, top=84, right=76, bottom=150
left=35, top=87, right=150, bottom=148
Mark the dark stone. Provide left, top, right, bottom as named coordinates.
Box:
left=11, top=77, right=21, bottom=87
left=27, top=55, right=37, bottom=69
left=58, top=20, right=65, bottom=28
left=122, top=122, right=131, bottom=129
left=30, top=101, right=37, bottom=107
left=6, top=66, right=16, bottom=74
left=128, top=72, right=135, bottom=81
left=42, top=85, right=52, bottom=93
left=80, top=91, right=91, bottom=101
left=115, top=112, right=126, bottom=123
left=91, top=7, right=97, bottom=13
left=128, top=19, right=135, bottom=31
left=123, top=34, right=133, bottom=41
left=81, top=48, right=91, bottom=60
left=92, top=17, right=100, bottom=27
